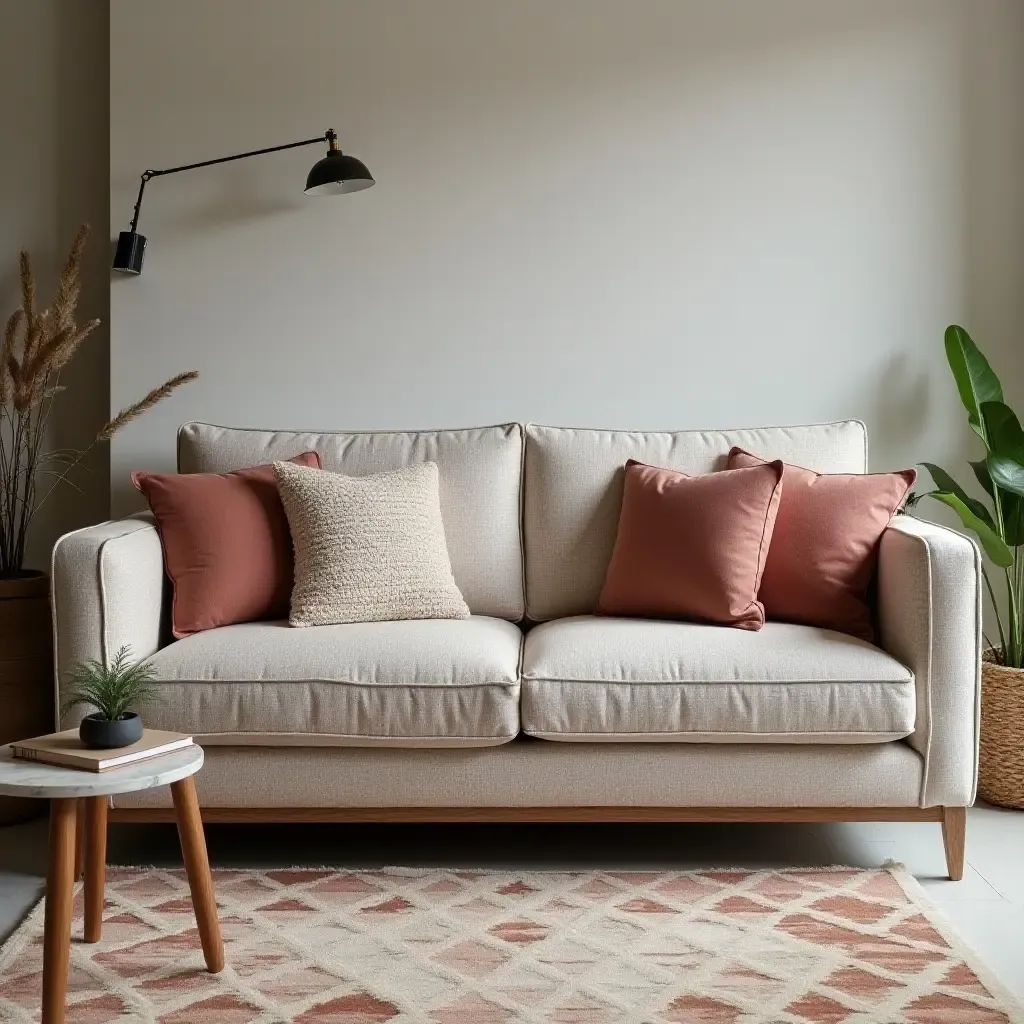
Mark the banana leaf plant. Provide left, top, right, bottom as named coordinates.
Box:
left=906, top=326, right=1024, bottom=666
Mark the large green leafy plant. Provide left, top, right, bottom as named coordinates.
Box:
left=908, top=326, right=1024, bottom=666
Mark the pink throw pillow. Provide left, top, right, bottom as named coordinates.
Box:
left=727, top=448, right=916, bottom=641
left=132, top=452, right=321, bottom=638
left=597, top=459, right=784, bottom=629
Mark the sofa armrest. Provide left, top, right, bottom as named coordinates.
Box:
left=877, top=515, right=982, bottom=807
left=51, top=515, right=167, bottom=728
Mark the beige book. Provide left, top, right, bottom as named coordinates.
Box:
left=11, top=729, right=193, bottom=772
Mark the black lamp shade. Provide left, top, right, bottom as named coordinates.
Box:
left=304, top=151, right=374, bottom=196
left=113, top=231, right=147, bottom=274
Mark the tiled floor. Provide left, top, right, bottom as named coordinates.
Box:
left=0, top=804, right=1021, bottom=1000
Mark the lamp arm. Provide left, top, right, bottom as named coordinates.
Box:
left=127, top=130, right=335, bottom=232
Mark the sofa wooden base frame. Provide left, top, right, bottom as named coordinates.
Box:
left=109, top=804, right=968, bottom=882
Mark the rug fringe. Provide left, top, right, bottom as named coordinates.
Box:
left=885, top=864, right=1024, bottom=1018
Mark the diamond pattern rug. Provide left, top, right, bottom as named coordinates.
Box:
left=0, top=865, right=1020, bottom=1022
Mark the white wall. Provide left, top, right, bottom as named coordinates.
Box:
left=1, top=1, right=109, bottom=567
left=110, top=0, right=1023, bottom=514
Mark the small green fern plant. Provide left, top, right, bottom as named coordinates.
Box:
left=62, top=646, right=159, bottom=722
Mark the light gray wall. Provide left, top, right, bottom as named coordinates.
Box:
left=1, top=0, right=110, bottom=568
left=109, top=0, right=1023, bottom=514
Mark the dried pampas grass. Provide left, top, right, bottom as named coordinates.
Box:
left=97, top=371, right=199, bottom=442
left=1, top=224, right=197, bottom=575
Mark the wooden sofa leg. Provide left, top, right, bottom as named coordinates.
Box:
left=941, top=807, right=966, bottom=881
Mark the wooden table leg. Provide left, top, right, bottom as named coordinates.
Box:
left=73, top=799, right=85, bottom=881
left=42, top=798, right=77, bottom=1024
left=170, top=777, right=223, bottom=973
left=83, top=797, right=108, bottom=942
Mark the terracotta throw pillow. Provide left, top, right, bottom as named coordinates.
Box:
left=727, top=448, right=916, bottom=641
left=132, top=452, right=320, bottom=638
left=274, top=460, right=471, bottom=626
left=597, top=459, right=784, bottom=630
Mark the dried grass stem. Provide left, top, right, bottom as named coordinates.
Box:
left=1, top=224, right=198, bottom=574
left=97, top=371, right=200, bottom=442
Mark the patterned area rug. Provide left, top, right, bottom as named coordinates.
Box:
left=0, top=865, right=1020, bottom=1023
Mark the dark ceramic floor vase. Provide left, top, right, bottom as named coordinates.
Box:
left=79, top=712, right=145, bottom=750
left=0, top=572, right=55, bottom=823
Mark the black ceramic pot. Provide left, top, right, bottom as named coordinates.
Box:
left=79, top=712, right=143, bottom=749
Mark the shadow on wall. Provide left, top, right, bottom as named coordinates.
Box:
left=111, top=163, right=308, bottom=251
left=870, top=353, right=931, bottom=461
left=34, top=0, right=111, bottom=565
left=174, top=176, right=306, bottom=236
left=961, top=2, right=1024, bottom=403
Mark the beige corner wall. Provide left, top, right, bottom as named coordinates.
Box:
left=110, top=1, right=1023, bottom=514
left=0, top=1, right=110, bottom=568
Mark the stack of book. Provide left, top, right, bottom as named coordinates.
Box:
left=11, top=729, right=193, bottom=772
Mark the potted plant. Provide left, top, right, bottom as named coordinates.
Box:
left=1, top=227, right=195, bottom=810
left=907, top=325, right=1024, bottom=808
left=61, top=646, right=159, bottom=748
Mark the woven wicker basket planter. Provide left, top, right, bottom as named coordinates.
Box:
left=979, top=653, right=1024, bottom=809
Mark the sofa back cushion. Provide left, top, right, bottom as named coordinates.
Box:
left=523, top=421, right=868, bottom=621
left=178, top=422, right=524, bottom=620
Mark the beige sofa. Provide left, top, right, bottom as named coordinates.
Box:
left=51, top=420, right=981, bottom=879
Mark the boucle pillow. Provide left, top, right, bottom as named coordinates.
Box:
left=273, top=460, right=470, bottom=626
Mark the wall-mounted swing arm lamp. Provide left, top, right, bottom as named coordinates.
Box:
left=112, top=129, right=373, bottom=274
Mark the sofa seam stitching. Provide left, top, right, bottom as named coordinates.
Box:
left=178, top=420, right=523, bottom=441
left=524, top=418, right=867, bottom=439
left=192, top=731, right=519, bottom=740
left=516, top=421, right=527, bottom=623
left=521, top=729, right=913, bottom=739
left=150, top=678, right=521, bottom=689
left=915, top=530, right=935, bottom=808
left=519, top=677, right=912, bottom=686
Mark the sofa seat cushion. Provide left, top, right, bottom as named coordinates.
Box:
left=521, top=617, right=914, bottom=743
left=143, top=616, right=522, bottom=747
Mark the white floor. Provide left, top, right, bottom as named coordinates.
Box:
left=0, top=803, right=1021, bottom=1002
left=815, top=805, right=1024, bottom=997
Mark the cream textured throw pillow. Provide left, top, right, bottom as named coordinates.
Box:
left=273, top=460, right=470, bottom=626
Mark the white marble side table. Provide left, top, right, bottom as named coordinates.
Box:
left=0, top=744, right=223, bottom=1024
